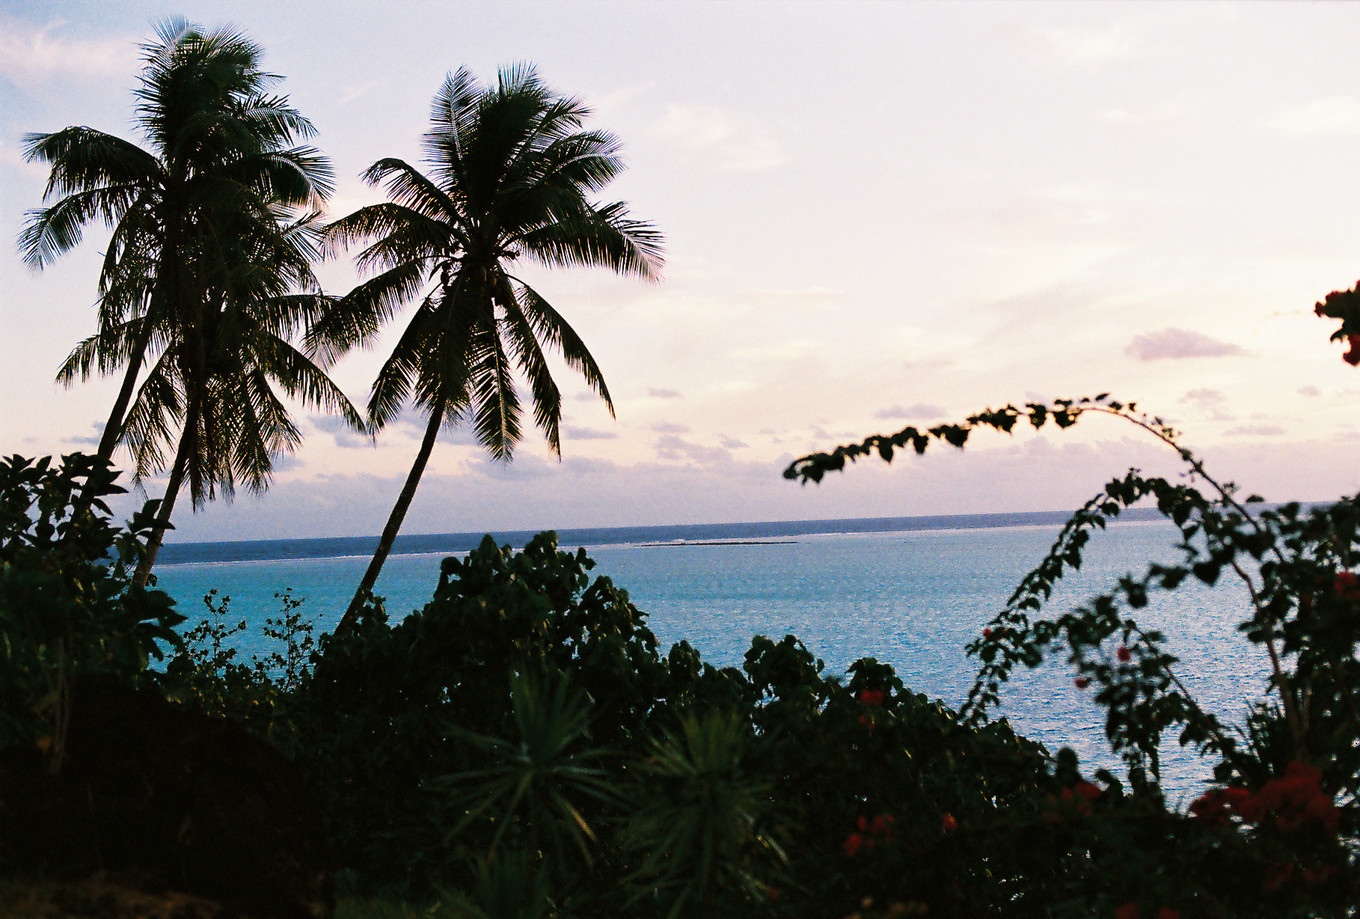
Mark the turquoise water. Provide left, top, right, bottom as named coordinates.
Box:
left=152, top=517, right=1265, bottom=798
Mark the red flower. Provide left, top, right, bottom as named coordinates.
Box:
left=1346, top=333, right=1360, bottom=366
left=858, top=689, right=886, bottom=707
left=941, top=813, right=958, bottom=833
left=1334, top=571, right=1360, bottom=600
left=1075, top=676, right=1091, bottom=689
left=982, top=628, right=993, bottom=638
left=1114, top=904, right=1140, bottom=919
left=1116, top=646, right=1132, bottom=663
left=1155, top=910, right=1180, bottom=919
left=1191, top=786, right=1256, bottom=824
left=1219, top=762, right=1339, bottom=833
left=1074, top=781, right=1102, bottom=801
left=843, top=832, right=865, bottom=857
left=868, top=814, right=895, bottom=837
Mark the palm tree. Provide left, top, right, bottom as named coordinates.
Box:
left=121, top=210, right=364, bottom=582
left=19, top=18, right=333, bottom=467
left=318, top=64, right=663, bottom=636
left=20, top=20, right=349, bottom=581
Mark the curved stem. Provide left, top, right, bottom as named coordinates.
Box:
left=132, top=400, right=195, bottom=587
left=1229, top=559, right=1306, bottom=755
left=1084, top=406, right=1288, bottom=567
left=335, top=398, right=446, bottom=638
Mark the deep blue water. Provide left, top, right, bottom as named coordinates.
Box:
left=152, top=510, right=1262, bottom=799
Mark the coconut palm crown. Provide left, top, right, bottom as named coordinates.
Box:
left=319, top=64, right=664, bottom=634
left=19, top=18, right=335, bottom=477
left=20, top=20, right=359, bottom=582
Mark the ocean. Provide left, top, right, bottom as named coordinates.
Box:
left=152, top=509, right=1264, bottom=799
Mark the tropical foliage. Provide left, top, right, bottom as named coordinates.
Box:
left=14, top=17, right=1360, bottom=918
left=0, top=454, right=180, bottom=773
left=316, top=64, right=663, bottom=633
left=19, top=19, right=354, bottom=581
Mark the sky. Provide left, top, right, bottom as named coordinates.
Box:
left=4, top=1, right=1360, bottom=543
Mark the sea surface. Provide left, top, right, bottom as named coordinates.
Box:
left=152, top=510, right=1267, bottom=800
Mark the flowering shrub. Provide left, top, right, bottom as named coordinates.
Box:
left=784, top=288, right=1360, bottom=914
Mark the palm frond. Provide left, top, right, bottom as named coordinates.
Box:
left=499, top=281, right=563, bottom=455
left=513, top=279, right=614, bottom=417
left=519, top=199, right=664, bottom=280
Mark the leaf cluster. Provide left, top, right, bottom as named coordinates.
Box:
left=0, top=454, right=182, bottom=769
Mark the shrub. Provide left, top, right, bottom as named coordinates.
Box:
left=0, top=453, right=181, bottom=772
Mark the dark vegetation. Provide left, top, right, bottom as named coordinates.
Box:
left=7, top=370, right=1360, bottom=916
left=12, top=17, right=1360, bottom=919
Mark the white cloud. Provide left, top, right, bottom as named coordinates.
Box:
left=1269, top=96, right=1360, bottom=136
left=876, top=404, right=946, bottom=421
left=1223, top=425, right=1286, bottom=438
left=650, top=103, right=785, bottom=173
left=1003, top=22, right=1140, bottom=65
left=1125, top=329, right=1245, bottom=362
left=1101, top=100, right=1197, bottom=125
left=564, top=425, right=618, bottom=441
left=0, top=18, right=135, bottom=86
left=655, top=433, right=733, bottom=466
left=1179, top=388, right=1234, bottom=421
left=311, top=414, right=372, bottom=450
left=0, top=138, right=48, bottom=178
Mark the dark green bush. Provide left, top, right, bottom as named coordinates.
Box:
left=0, top=453, right=181, bottom=771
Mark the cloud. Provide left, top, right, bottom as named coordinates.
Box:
left=1124, top=328, right=1244, bottom=361
left=718, top=434, right=748, bottom=450
left=311, top=414, right=373, bottom=449
left=1101, top=100, right=1196, bottom=125
left=270, top=453, right=304, bottom=474
left=0, top=17, right=135, bottom=86
left=655, top=434, right=732, bottom=466
left=651, top=103, right=785, bottom=173
left=0, top=138, right=49, bottom=178
left=647, top=388, right=683, bottom=399
left=875, top=403, right=946, bottom=421
left=389, top=412, right=483, bottom=447
left=1268, top=96, right=1360, bottom=136
left=1003, top=22, right=1139, bottom=65
left=66, top=422, right=103, bottom=448
left=1179, top=388, right=1234, bottom=421
left=564, top=425, right=618, bottom=441
left=652, top=421, right=690, bottom=434
left=1299, top=385, right=1321, bottom=398
left=1223, top=425, right=1286, bottom=438
left=469, top=451, right=555, bottom=481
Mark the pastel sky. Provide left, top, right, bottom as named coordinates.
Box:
left=4, top=1, right=1360, bottom=543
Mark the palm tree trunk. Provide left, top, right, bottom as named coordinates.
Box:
left=94, top=333, right=149, bottom=464
left=335, top=402, right=446, bottom=638
left=132, top=402, right=195, bottom=587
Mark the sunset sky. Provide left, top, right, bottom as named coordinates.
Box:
left=4, top=1, right=1360, bottom=543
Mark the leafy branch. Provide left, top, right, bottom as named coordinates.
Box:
left=783, top=396, right=1298, bottom=786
